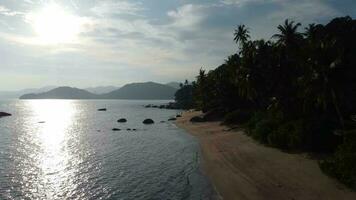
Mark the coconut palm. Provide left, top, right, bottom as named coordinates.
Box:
left=234, top=24, right=250, bottom=49
left=273, top=19, right=302, bottom=48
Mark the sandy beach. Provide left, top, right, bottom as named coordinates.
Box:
left=176, top=111, right=356, bottom=200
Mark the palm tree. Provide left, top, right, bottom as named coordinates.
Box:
left=304, top=23, right=316, bottom=39
left=273, top=19, right=302, bottom=47
left=234, top=24, right=250, bottom=49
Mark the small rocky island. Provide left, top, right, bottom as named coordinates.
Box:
left=0, top=112, right=11, bottom=118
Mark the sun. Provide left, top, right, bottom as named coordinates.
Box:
left=30, top=4, right=83, bottom=44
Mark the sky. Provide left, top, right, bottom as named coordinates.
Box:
left=0, top=0, right=355, bottom=90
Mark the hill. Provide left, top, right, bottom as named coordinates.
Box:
left=19, top=82, right=178, bottom=100
left=165, top=82, right=181, bottom=89
left=19, top=86, right=99, bottom=99
left=102, top=82, right=177, bottom=100
left=84, top=86, right=119, bottom=94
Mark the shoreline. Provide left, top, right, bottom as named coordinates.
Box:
left=176, top=111, right=356, bottom=200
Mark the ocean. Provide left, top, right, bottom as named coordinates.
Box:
left=0, top=100, right=215, bottom=200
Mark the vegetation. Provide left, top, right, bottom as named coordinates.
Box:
left=175, top=16, right=356, bottom=188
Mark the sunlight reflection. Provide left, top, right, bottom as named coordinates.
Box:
left=27, top=100, right=77, bottom=199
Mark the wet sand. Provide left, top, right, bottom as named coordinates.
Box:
left=176, top=111, right=356, bottom=200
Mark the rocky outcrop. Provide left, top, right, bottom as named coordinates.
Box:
left=190, top=116, right=205, bottom=123
left=143, top=119, right=154, bottom=124
left=0, top=112, right=11, bottom=118
left=117, top=118, right=127, bottom=123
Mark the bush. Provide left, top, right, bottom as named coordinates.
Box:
left=267, top=120, right=305, bottom=150
left=320, top=130, right=356, bottom=189
left=251, top=119, right=278, bottom=144
left=223, top=110, right=252, bottom=124
left=246, top=112, right=265, bottom=134
left=303, top=117, right=342, bottom=152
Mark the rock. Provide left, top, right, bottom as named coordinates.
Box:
left=127, top=128, right=131, bottom=131
left=145, top=104, right=152, bottom=108
left=98, top=108, right=107, bottom=111
left=176, top=114, right=182, bottom=118
left=143, top=119, right=154, bottom=124
left=38, top=121, right=45, bottom=123
left=117, top=118, right=127, bottom=123
left=202, top=108, right=224, bottom=121
left=0, top=112, right=11, bottom=118
left=112, top=128, right=121, bottom=131
left=168, top=117, right=177, bottom=121
left=152, top=105, right=158, bottom=108
left=132, top=128, right=137, bottom=131
left=190, top=116, right=205, bottom=123
left=160, top=121, right=166, bottom=123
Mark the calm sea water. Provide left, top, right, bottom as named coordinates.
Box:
left=0, top=100, right=215, bottom=200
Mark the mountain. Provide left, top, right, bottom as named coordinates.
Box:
left=0, top=86, right=57, bottom=99
left=19, top=82, right=178, bottom=100
left=20, top=86, right=99, bottom=99
left=84, top=86, right=119, bottom=94
left=165, top=82, right=181, bottom=89
left=102, top=82, right=177, bottom=100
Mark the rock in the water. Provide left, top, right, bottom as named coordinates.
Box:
left=168, top=117, right=177, bottom=121
left=117, top=118, right=127, bottom=123
left=190, top=116, right=205, bottom=123
left=0, top=112, right=11, bottom=118
left=132, top=128, right=137, bottom=131
left=98, top=108, right=107, bottom=111
left=143, top=119, right=154, bottom=124
left=38, top=121, right=45, bottom=123
left=112, top=128, right=121, bottom=131
left=160, top=121, right=166, bottom=123
left=176, top=114, right=182, bottom=118
left=127, top=128, right=132, bottom=131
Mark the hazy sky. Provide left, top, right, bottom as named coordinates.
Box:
left=0, top=0, right=355, bottom=90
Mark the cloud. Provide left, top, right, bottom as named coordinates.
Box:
left=268, top=0, right=340, bottom=22
left=90, top=0, right=144, bottom=17
left=0, top=5, right=23, bottom=16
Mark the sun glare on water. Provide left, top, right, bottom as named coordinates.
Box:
left=29, top=3, right=83, bottom=44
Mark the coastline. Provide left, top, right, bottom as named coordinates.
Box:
left=176, top=111, right=356, bottom=200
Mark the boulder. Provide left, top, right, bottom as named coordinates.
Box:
left=0, top=112, right=11, bottom=118
left=127, top=128, right=132, bottom=131
left=98, top=108, right=107, bottom=111
left=143, top=119, right=154, bottom=124
left=112, top=128, right=121, bottom=131
left=168, top=117, right=177, bottom=121
left=117, top=118, right=127, bottom=123
left=190, top=116, right=205, bottom=123
left=176, top=114, right=182, bottom=118
left=202, top=108, right=225, bottom=121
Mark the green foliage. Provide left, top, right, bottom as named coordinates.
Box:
left=268, top=120, right=305, bottom=150
left=181, top=16, right=356, bottom=188
left=174, top=81, right=194, bottom=109
left=252, top=119, right=279, bottom=144
left=320, top=130, right=356, bottom=188
left=223, top=110, right=252, bottom=124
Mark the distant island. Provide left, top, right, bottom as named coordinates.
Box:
left=19, top=82, right=178, bottom=100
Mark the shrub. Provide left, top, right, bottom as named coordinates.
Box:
left=304, top=117, right=342, bottom=152
left=223, top=110, right=252, bottom=125
left=267, top=120, right=305, bottom=150
left=320, top=130, right=356, bottom=189
left=252, top=119, right=278, bottom=144
left=246, top=112, right=265, bottom=134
